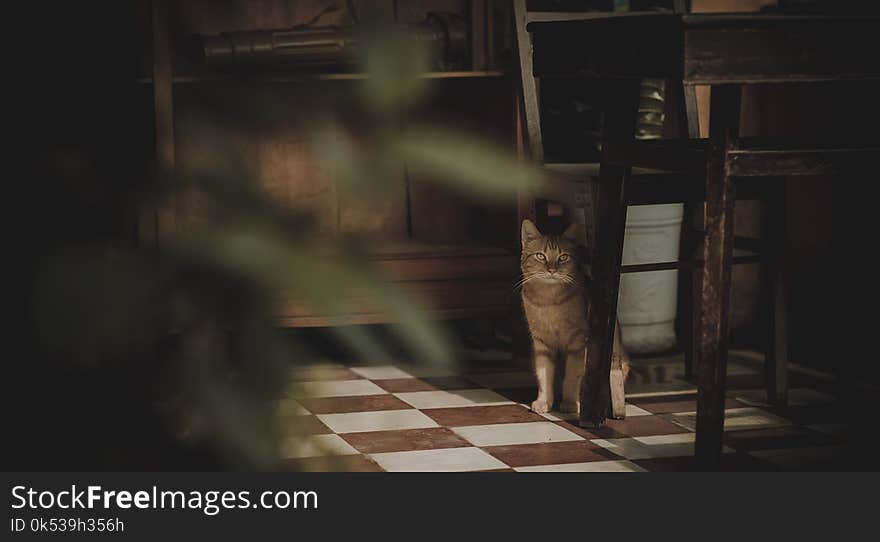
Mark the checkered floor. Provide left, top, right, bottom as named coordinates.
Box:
left=276, top=355, right=864, bottom=472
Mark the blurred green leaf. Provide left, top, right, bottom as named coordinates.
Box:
left=395, top=125, right=545, bottom=200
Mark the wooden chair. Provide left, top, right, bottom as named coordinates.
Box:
left=517, top=4, right=879, bottom=468
left=513, top=1, right=782, bottom=418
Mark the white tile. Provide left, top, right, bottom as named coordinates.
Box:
left=349, top=365, right=415, bottom=380
left=540, top=411, right=578, bottom=421
left=666, top=407, right=791, bottom=432
left=394, top=389, right=513, bottom=409
left=750, top=445, right=849, bottom=470
left=278, top=434, right=358, bottom=459
left=287, top=379, right=386, bottom=398
left=316, top=409, right=438, bottom=434
left=539, top=403, right=650, bottom=422
left=402, top=365, right=461, bottom=378
left=452, top=422, right=583, bottom=447
left=466, top=371, right=537, bottom=389
left=276, top=398, right=309, bottom=416
left=593, top=434, right=696, bottom=460
left=370, top=447, right=507, bottom=472
left=625, top=404, right=652, bottom=417
left=515, top=460, right=646, bottom=473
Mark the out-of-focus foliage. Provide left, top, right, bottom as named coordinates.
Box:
left=24, top=20, right=543, bottom=471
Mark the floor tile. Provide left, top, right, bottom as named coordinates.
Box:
left=592, top=433, right=730, bottom=460
left=540, top=403, right=651, bottom=421
left=634, top=453, right=777, bottom=472
left=749, top=445, right=852, bottom=471
left=466, top=371, right=537, bottom=389
left=630, top=395, right=742, bottom=414
left=452, top=422, right=583, bottom=447
left=317, top=409, right=439, bottom=434
left=287, top=379, right=386, bottom=399
left=278, top=434, right=359, bottom=459
left=341, top=428, right=471, bottom=454
left=515, top=460, right=646, bottom=472
left=722, top=426, right=837, bottom=452
left=349, top=365, right=415, bottom=380
left=370, top=447, right=508, bottom=472
left=484, top=441, right=617, bottom=467
left=554, top=421, right=626, bottom=440
left=423, top=405, right=546, bottom=427
left=493, top=386, right=539, bottom=404
left=398, top=365, right=461, bottom=378
left=272, top=415, right=332, bottom=436
left=287, top=365, right=361, bottom=382
left=374, top=376, right=480, bottom=393
left=735, top=388, right=836, bottom=407
left=276, top=398, right=309, bottom=416
left=283, top=455, right=383, bottom=472
left=665, top=407, right=791, bottom=433
left=606, top=415, right=693, bottom=437
left=394, top=389, right=512, bottom=409
left=296, top=394, right=412, bottom=414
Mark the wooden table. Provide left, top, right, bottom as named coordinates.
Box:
left=529, top=12, right=880, bottom=469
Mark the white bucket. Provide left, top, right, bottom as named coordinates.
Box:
left=617, top=203, right=683, bottom=354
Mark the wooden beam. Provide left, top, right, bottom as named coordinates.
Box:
left=512, top=0, right=544, bottom=163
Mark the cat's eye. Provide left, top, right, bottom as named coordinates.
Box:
left=559, top=254, right=570, bottom=263
left=535, top=253, right=546, bottom=261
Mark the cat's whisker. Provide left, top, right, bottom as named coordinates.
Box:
left=513, top=274, right=541, bottom=291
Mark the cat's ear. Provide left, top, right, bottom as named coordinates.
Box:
left=521, top=219, right=541, bottom=247
left=562, top=222, right=581, bottom=244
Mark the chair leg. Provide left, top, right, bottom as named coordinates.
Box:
left=679, top=82, right=702, bottom=381
left=579, top=78, right=640, bottom=428
left=764, top=179, right=789, bottom=405
left=679, top=202, right=698, bottom=381
left=695, top=85, right=741, bottom=470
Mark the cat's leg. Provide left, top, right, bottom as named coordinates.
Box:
left=531, top=340, right=555, bottom=413
left=560, top=347, right=586, bottom=413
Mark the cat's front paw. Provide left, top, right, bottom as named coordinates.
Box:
left=559, top=399, right=580, bottom=414
left=530, top=398, right=552, bottom=413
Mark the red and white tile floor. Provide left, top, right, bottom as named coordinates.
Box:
left=275, top=353, right=865, bottom=472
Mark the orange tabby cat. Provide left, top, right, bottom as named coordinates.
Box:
left=519, top=219, right=629, bottom=414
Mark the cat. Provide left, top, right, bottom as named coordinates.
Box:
left=519, top=219, right=629, bottom=414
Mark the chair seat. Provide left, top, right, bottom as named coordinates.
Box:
left=603, top=137, right=880, bottom=177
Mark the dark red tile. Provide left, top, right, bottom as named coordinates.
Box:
left=633, top=396, right=743, bottom=414
left=423, top=405, right=545, bottom=427
left=283, top=455, right=383, bottom=472
left=296, top=395, right=411, bottom=414
left=374, top=376, right=481, bottom=393
left=553, top=421, right=625, bottom=440
left=605, top=415, right=692, bottom=437
left=492, top=387, right=538, bottom=404
left=274, top=415, right=332, bottom=436
left=722, top=426, right=839, bottom=452
left=340, top=428, right=471, bottom=454
left=287, top=366, right=362, bottom=382
left=484, top=441, right=618, bottom=468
